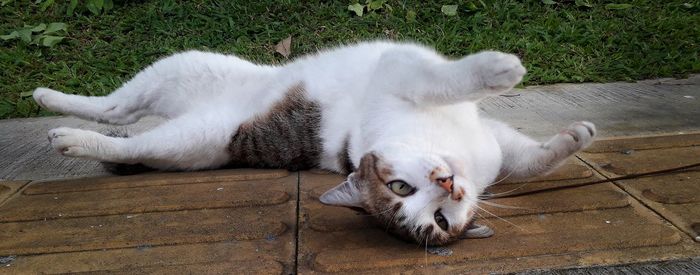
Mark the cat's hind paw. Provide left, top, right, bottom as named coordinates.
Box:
left=470, top=51, right=526, bottom=93
left=34, top=88, right=71, bottom=113
left=48, top=127, right=113, bottom=160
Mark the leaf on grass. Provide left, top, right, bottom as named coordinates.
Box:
left=39, top=0, right=54, bottom=11
left=542, top=0, right=556, bottom=5
left=31, top=23, right=47, bottom=32
left=575, top=0, right=593, bottom=8
left=682, top=3, right=694, bottom=8
left=367, top=0, right=385, bottom=11
left=18, top=29, right=32, bottom=43
left=605, top=3, right=633, bottom=10
left=67, top=0, right=78, bottom=16
left=0, top=31, right=19, bottom=41
left=104, top=0, right=113, bottom=12
left=275, top=36, right=292, bottom=58
left=405, top=10, right=416, bottom=22
left=348, top=3, right=364, bottom=17
left=41, top=35, right=64, bottom=47
left=86, top=0, right=104, bottom=15
left=19, top=91, right=34, bottom=98
left=44, top=22, right=67, bottom=34
left=441, top=5, right=458, bottom=16
left=465, top=2, right=479, bottom=11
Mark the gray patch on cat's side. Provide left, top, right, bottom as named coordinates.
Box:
left=228, top=83, right=322, bottom=171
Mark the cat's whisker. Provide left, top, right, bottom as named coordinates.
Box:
left=480, top=158, right=536, bottom=199
left=479, top=182, right=532, bottom=199
left=490, top=169, right=516, bottom=186
left=478, top=199, right=529, bottom=210
left=474, top=204, right=529, bottom=233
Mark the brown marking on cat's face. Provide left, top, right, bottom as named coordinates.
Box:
left=353, top=152, right=473, bottom=245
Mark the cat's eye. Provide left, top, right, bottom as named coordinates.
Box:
left=434, top=210, right=449, bottom=231
left=387, top=180, right=415, bottom=196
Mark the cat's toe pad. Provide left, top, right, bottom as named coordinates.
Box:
left=472, top=52, right=526, bottom=92
left=48, top=127, right=98, bottom=158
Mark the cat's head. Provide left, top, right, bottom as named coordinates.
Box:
left=320, top=151, right=481, bottom=245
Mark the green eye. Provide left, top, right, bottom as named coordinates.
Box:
left=387, top=180, right=415, bottom=196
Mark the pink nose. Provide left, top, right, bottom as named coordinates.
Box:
left=436, top=176, right=453, bottom=193
left=437, top=176, right=464, bottom=201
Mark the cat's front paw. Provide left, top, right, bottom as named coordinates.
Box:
left=545, top=121, right=596, bottom=155
left=469, top=51, right=526, bottom=93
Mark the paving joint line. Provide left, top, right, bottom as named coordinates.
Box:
left=0, top=180, right=32, bottom=208
left=575, top=155, right=690, bottom=237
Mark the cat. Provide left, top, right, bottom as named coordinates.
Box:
left=32, top=40, right=595, bottom=245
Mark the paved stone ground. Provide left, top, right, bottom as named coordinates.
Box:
left=0, top=76, right=699, bottom=273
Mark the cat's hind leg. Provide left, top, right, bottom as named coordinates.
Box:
left=34, top=87, right=148, bottom=125
left=34, top=51, right=272, bottom=125
left=372, top=47, right=526, bottom=106
left=47, top=109, right=239, bottom=170
left=484, top=119, right=596, bottom=181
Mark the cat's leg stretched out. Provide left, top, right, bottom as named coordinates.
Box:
left=36, top=51, right=276, bottom=170
left=370, top=48, right=526, bottom=105
left=33, top=51, right=271, bottom=125
left=484, top=119, right=596, bottom=181
left=47, top=109, right=240, bottom=170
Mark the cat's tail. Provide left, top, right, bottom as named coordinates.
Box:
left=101, top=129, right=155, bottom=175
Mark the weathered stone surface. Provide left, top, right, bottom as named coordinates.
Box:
left=23, top=168, right=289, bottom=195
left=584, top=132, right=700, bottom=153
left=298, top=159, right=697, bottom=273
left=0, top=170, right=297, bottom=274
left=1, top=176, right=290, bottom=222
left=0, top=181, right=29, bottom=205
left=0, top=116, right=163, bottom=181
left=3, top=242, right=286, bottom=274
left=579, top=133, right=700, bottom=242
left=481, top=75, right=700, bottom=139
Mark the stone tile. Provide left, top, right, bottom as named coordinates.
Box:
left=0, top=169, right=297, bottom=274
left=579, top=132, right=700, bottom=242
left=23, top=168, right=289, bottom=195
left=297, top=160, right=697, bottom=273
left=1, top=176, right=291, bottom=222
left=0, top=181, right=29, bottom=205
left=5, top=243, right=285, bottom=274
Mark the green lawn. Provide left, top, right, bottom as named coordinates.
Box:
left=1, top=0, right=699, bottom=118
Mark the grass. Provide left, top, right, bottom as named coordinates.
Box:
left=1, top=0, right=699, bottom=118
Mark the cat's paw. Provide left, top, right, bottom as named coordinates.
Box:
left=48, top=127, right=106, bottom=159
left=33, top=88, right=67, bottom=112
left=545, top=121, right=596, bottom=155
left=469, top=51, right=526, bottom=93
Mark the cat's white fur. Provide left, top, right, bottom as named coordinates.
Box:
left=33, top=41, right=595, bottom=244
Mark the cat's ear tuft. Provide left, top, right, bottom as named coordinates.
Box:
left=319, top=173, right=364, bottom=208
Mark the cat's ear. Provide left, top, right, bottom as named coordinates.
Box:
left=319, top=173, right=364, bottom=208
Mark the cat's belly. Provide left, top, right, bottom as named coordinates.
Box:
left=227, top=83, right=323, bottom=171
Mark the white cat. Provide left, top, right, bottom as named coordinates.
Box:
left=33, top=41, right=595, bottom=245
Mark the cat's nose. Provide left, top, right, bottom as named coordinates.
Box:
left=436, top=176, right=454, bottom=193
